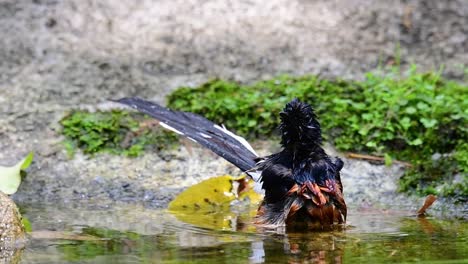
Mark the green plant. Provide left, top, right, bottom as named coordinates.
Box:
left=0, top=152, right=34, bottom=194
left=167, top=66, right=467, bottom=199
left=60, top=110, right=178, bottom=157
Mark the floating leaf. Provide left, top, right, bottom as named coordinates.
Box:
left=168, top=175, right=262, bottom=231
left=170, top=210, right=258, bottom=232
left=417, top=195, right=437, bottom=216
left=168, top=175, right=262, bottom=212
left=0, top=152, right=34, bottom=194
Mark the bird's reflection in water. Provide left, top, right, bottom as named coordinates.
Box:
left=171, top=208, right=347, bottom=263
left=258, top=227, right=346, bottom=264
left=170, top=206, right=451, bottom=264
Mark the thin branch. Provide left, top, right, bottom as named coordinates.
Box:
left=345, top=152, right=412, bottom=167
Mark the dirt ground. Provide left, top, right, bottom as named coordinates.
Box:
left=0, top=0, right=466, bottom=216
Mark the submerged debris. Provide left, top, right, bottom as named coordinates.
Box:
left=417, top=195, right=437, bottom=217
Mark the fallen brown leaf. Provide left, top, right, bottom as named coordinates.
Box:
left=417, top=195, right=437, bottom=216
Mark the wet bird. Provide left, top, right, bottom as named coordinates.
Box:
left=115, top=97, right=346, bottom=228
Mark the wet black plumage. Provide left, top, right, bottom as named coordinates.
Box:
left=256, top=99, right=346, bottom=226
left=115, top=97, right=346, bottom=228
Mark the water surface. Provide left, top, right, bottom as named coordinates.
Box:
left=17, top=203, right=468, bottom=263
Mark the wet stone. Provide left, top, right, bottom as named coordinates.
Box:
left=0, top=191, right=26, bottom=263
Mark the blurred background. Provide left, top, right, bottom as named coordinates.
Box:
left=1, top=0, right=466, bottom=106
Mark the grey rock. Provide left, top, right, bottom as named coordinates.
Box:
left=0, top=192, right=26, bottom=263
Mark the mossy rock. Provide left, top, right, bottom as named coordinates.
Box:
left=60, top=110, right=178, bottom=157
left=0, top=191, right=26, bottom=263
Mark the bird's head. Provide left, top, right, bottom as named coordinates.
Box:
left=279, top=98, right=322, bottom=149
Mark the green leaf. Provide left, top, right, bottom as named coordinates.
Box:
left=359, top=126, right=370, bottom=136
left=420, top=118, right=438, bottom=128
left=409, top=138, right=423, bottom=146
left=0, top=152, right=34, bottom=194
left=247, top=120, right=257, bottom=127
left=405, top=107, right=417, bottom=114
left=22, top=217, right=33, bottom=233
left=352, top=102, right=366, bottom=110
left=260, top=112, right=271, bottom=119
left=416, top=102, right=429, bottom=111
left=361, top=113, right=373, bottom=121
left=20, top=152, right=34, bottom=170
left=399, top=116, right=412, bottom=130
left=384, top=153, right=393, bottom=166
left=398, top=99, right=408, bottom=106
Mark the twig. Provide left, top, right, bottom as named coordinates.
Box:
left=345, top=152, right=412, bottom=167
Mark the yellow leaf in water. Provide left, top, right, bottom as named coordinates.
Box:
left=168, top=174, right=262, bottom=212
left=170, top=210, right=239, bottom=231
left=168, top=175, right=263, bottom=231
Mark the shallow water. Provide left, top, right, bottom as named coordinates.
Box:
left=15, top=203, right=468, bottom=263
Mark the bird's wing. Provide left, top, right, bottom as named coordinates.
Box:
left=114, top=97, right=259, bottom=175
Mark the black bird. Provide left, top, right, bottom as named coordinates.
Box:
left=115, top=97, right=346, bottom=228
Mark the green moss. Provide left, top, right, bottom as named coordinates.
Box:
left=167, top=66, right=468, bottom=199
left=60, top=110, right=178, bottom=157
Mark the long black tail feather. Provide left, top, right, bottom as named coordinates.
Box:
left=114, top=97, right=258, bottom=173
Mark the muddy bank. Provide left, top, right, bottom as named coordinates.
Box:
left=1, top=0, right=467, bottom=217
